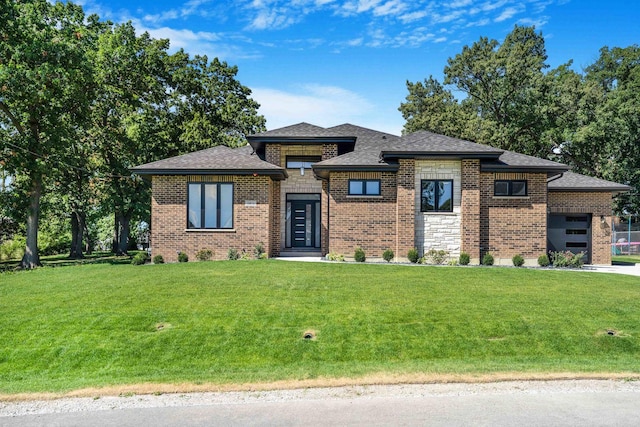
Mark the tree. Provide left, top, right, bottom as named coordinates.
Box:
left=0, top=0, right=93, bottom=268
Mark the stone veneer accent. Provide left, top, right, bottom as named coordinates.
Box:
left=150, top=174, right=273, bottom=262
left=548, top=191, right=614, bottom=265
left=415, top=160, right=462, bottom=258
left=479, top=172, right=548, bottom=265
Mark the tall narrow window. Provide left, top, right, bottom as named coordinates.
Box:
left=187, top=183, right=234, bottom=229
left=421, top=180, right=453, bottom=212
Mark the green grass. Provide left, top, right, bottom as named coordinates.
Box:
left=612, top=255, right=640, bottom=264
left=1, top=260, right=639, bottom=394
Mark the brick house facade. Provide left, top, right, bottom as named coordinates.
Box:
left=133, top=123, right=630, bottom=265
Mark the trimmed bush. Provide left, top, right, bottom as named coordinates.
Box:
left=482, top=252, right=494, bottom=266
left=131, top=252, right=148, bottom=265
left=178, top=252, right=189, bottom=263
left=152, top=254, right=164, bottom=264
left=424, top=249, right=449, bottom=265
left=512, top=254, right=525, bottom=267
left=382, top=248, right=394, bottom=262
left=196, top=249, right=213, bottom=261
left=227, top=248, right=239, bottom=260
left=326, top=252, right=345, bottom=262
left=537, top=253, right=550, bottom=267
left=550, top=251, right=585, bottom=268
left=253, top=242, right=265, bottom=259
left=354, top=247, right=366, bottom=262
left=459, top=252, right=470, bottom=266
left=407, top=248, right=420, bottom=264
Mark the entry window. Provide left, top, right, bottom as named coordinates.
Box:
left=421, top=180, right=453, bottom=212
left=187, top=183, right=233, bottom=229
left=286, top=156, right=320, bottom=169
left=348, top=179, right=381, bottom=196
left=494, top=180, right=527, bottom=196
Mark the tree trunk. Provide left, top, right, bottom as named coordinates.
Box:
left=69, top=210, right=85, bottom=259
left=82, top=213, right=92, bottom=255
left=21, top=176, right=42, bottom=269
left=112, top=212, right=119, bottom=253
left=114, top=211, right=131, bottom=255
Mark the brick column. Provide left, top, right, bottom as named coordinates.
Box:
left=269, top=179, right=281, bottom=257
left=266, top=144, right=281, bottom=166
left=461, top=159, right=481, bottom=263
left=396, top=159, right=415, bottom=258
left=322, top=143, right=338, bottom=160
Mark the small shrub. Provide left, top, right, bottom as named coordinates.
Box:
left=196, top=249, right=213, bottom=261
left=482, top=252, right=494, bottom=266
left=240, top=250, right=251, bottom=260
left=459, top=252, right=470, bottom=266
left=512, top=254, right=525, bottom=267
left=258, top=252, right=268, bottom=260
left=382, top=248, right=394, bottom=262
left=152, top=254, right=164, bottom=264
left=424, top=249, right=449, bottom=265
left=354, top=247, right=366, bottom=262
left=0, top=237, right=26, bottom=261
left=537, top=254, right=550, bottom=267
left=326, top=252, right=345, bottom=262
left=178, top=251, right=189, bottom=263
left=407, top=248, right=420, bottom=263
left=253, top=242, right=265, bottom=259
left=131, top=252, right=148, bottom=265
left=447, top=259, right=459, bottom=266
left=550, top=251, right=585, bottom=268
left=227, top=248, right=239, bottom=260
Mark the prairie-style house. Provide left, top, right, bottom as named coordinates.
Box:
left=132, top=123, right=630, bottom=265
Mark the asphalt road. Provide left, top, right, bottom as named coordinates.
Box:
left=3, top=380, right=640, bottom=426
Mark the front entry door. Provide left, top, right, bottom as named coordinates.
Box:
left=291, top=200, right=316, bottom=248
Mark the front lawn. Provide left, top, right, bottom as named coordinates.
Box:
left=1, top=260, right=639, bottom=394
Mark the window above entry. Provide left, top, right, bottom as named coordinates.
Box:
left=286, top=156, right=321, bottom=169
left=348, top=179, right=381, bottom=196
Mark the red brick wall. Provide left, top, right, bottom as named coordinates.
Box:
left=396, top=159, right=416, bottom=258
left=151, top=175, right=274, bottom=262
left=548, top=191, right=614, bottom=265
left=328, top=171, right=398, bottom=258
left=479, top=172, right=548, bottom=263
left=461, top=160, right=481, bottom=261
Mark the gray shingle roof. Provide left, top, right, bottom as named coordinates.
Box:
left=250, top=122, right=334, bottom=138
left=482, top=150, right=570, bottom=173
left=548, top=171, right=631, bottom=192
left=131, top=145, right=287, bottom=179
left=383, top=131, right=504, bottom=157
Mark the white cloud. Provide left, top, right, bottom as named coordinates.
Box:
left=251, top=84, right=378, bottom=131
left=494, top=6, right=522, bottom=22
left=517, top=16, right=549, bottom=28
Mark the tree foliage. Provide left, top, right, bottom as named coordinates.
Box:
left=0, top=1, right=266, bottom=266
left=400, top=25, right=640, bottom=215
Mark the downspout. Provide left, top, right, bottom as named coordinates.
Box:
left=547, top=173, right=564, bottom=183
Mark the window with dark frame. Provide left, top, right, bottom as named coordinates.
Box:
left=421, top=179, right=453, bottom=212
left=285, top=156, right=321, bottom=169
left=348, top=179, right=381, bottom=196
left=187, top=182, right=233, bottom=229
left=494, top=180, right=527, bottom=196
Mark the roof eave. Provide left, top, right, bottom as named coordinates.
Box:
left=481, top=165, right=570, bottom=175
left=382, top=151, right=503, bottom=160
left=248, top=136, right=357, bottom=152
left=130, top=168, right=289, bottom=180
left=313, top=164, right=399, bottom=179
left=549, top=186, right=631, bottom=193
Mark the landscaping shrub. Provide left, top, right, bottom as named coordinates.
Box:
left=482, top=252, right=494, bottom=266
left=227, top=248, right=240, bottom=260
left=178, top=252, right=189, bottom=263
left=459, top=252, right=470, bottom=266
left=512, top=254, right=525, bottom=267
left=0, top=236, right=26, bottom=261
left=152, top=254, right=164, bottom=264
left=382, top=248, right=394, bottom=262
left=253, top=242, right=265, bottom=259
left=131, top=252, right=148, bottom=265
left=424, top=249, right=449, bottom=265
left=538, top=254, right=550, bottom=267
left=326, top=252, right=345, bottom=261
left=407, top=248, right=420, bottom=263
left=354, top=247, right=366, bottom=262
left=196, top=249, right=213, bottom=261
left=550, top=251, right=585, bottom=268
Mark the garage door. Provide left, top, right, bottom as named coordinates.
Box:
left=547, top=214, right=592, bottom=264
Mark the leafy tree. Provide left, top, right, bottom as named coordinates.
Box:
left=0, top=0, right=93, bottom=268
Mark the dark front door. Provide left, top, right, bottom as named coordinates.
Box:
left=291, top=200, right=316, bottom=248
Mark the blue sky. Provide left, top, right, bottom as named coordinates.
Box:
left=78, top=0, right=640, bottom=135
